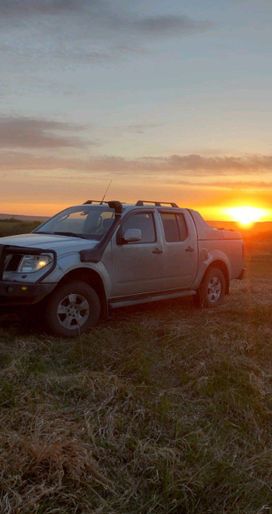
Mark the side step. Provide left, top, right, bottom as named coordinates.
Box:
left=109, top=289, right=196, bottom=309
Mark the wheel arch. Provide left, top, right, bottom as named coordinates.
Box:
left=202, top=260, right=230, bottom=294
left=55, top=268, right=108, bottom=318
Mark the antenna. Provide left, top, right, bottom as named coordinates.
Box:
left=100, top=179, right=112, bottom=204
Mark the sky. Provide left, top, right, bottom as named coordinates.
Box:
left=1, top=0, right=272, bottom=220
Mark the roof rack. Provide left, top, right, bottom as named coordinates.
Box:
left=136, top=200, right=179, bottom=208
left=84, top=200, right=108, bottom=205
left=83, top=200, right=123, bottom=214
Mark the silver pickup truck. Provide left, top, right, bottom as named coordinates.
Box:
left=0, top=200, right=244, bottom=337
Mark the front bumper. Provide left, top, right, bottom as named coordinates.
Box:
left=0, top=243, right=57, bottom=306
left=0, top=281, right=56, bottom=306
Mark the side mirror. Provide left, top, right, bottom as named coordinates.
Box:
left=122, top=228, right=142, bottom=243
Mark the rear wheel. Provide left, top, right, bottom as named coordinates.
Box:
left=45, top=281, right=100, bottom=337
left=195, top=267, right=226, bottom=308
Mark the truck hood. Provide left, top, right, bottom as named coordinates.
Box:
left=0, top=233, right=98, bottom=254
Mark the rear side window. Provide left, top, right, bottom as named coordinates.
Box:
left=160, top=213, right=188, bottom=242
left=176, top=214, right=188, bottom=241
left=121, top=212, right=156, bottom=243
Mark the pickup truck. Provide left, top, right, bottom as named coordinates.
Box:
left=0, top=200, right=244, bottom=337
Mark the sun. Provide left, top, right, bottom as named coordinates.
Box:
left=225, top=206, right=267, bottom=228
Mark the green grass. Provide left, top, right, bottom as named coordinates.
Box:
left=0, top=218, right=41, bottom=237
left=0, top=223, right=272, bottom=512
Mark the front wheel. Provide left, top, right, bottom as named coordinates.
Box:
left=45, top=281, right=101, bottom=337
left=195, top=267, right=226, bottom=308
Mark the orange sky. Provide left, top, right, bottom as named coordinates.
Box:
left=1, top=170, right=271, bottom=222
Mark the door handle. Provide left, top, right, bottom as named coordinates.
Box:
left=152, top=247, right=163, bottom=254
left=185, top=246, right=194, bottom=252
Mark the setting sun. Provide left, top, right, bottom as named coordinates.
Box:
left=224, top=206, right=268, bottom=228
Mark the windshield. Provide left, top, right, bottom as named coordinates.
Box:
left=35, top=206, right=115, bottom=240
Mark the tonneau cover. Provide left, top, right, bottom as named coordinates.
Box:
left=189, top=210, right=242, bottom=241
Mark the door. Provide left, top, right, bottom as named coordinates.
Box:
left=158, top=210, right=198, bottom=289
left=110, top=210, right=166, bottom=297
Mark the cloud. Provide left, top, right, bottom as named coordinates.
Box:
left=0, top=117, right=90, bottom=149
left=1, top=151, right=272, bottom=176
left=173, top=179, right=272, bottom=190
left=54, top=44, right=147, bottom=64
left=0, top=1, right=214, bottom=70
left=151, top=154, right=272, bottom=173
left=0, top=0, right=80, bottom=17
left=122, top=123, right=162, bottom=135
left=0, top=1, right=213, bottom=39
left=72, top=153, right=272, bottom=175
left=132, top=15, right=213, bottom=36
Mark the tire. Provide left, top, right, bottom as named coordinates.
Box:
left=195, top=267, right=226, bottom=308
left=44, top=281, right=101, bottom=337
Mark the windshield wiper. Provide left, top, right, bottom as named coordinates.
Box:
left=52, top=231, right=88, bottom=239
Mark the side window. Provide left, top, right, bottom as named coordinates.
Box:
left=160, top=212, right=188, bottom=242
left=176, top=214, right=188, bottom=241
left=160, top=213, right=179, bottom=242
left=120, top=212, right=156, bottom=243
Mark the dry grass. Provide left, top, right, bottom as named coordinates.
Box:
left=0, top=219, right=40, bottom=238
left=0, top=227, right=272, bottom=513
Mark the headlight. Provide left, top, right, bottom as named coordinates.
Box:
left=18, top=253, right=53, bottom=273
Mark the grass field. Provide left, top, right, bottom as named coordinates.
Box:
left=0, top=218, right=41, bottom=237
left=0, top=220, right=272, bottom=513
